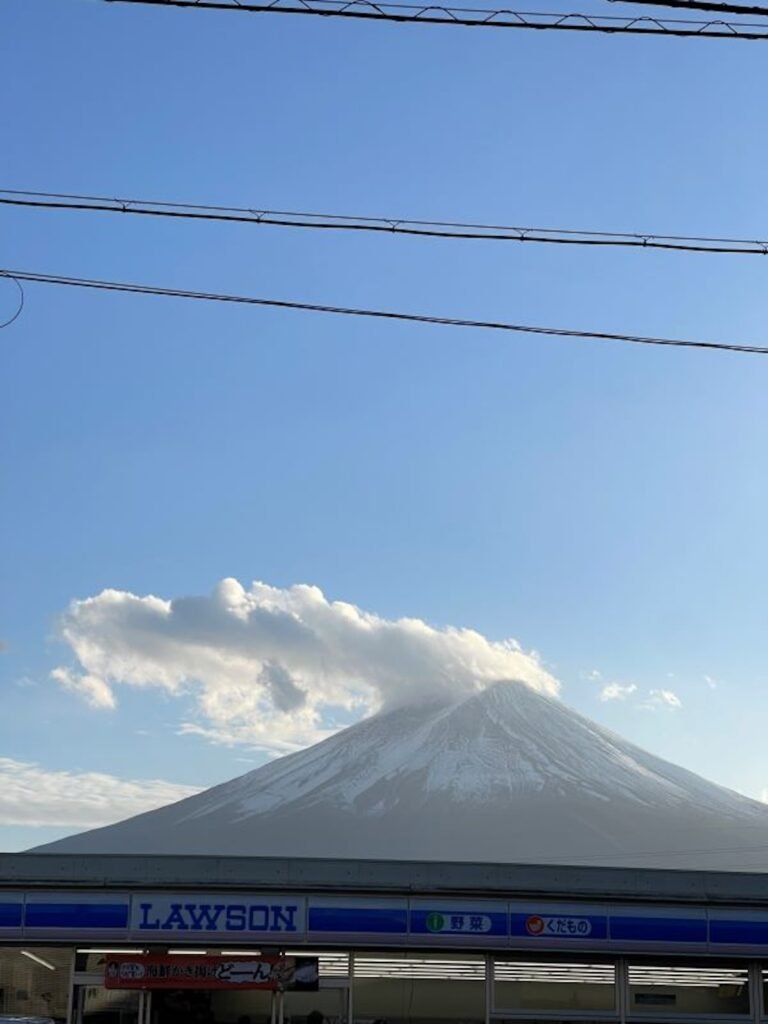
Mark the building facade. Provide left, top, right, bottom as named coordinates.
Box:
left=3, top=855, right=768, bottom=1024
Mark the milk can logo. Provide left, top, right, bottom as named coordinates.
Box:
left=426, top=912, right=492, bottom=934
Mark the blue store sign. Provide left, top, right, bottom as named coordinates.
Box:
left=2, top=889, right=768, bottom=953
left=131, top=895, right=305, bottom=935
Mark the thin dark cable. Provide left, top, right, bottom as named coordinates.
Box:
left=4, top=189, right=768, bottom=256
left=101, top=0, right=768, bottom=40
left=608, top=0, right=768, bottom=18
left=0, top=276, right=25, bottom=330
left=3, top=266, right=768, bottom=356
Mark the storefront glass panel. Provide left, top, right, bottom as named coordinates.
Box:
left=78, top=986, right=141, bottom=1024
left=627, top=964, right=750, bottom=1016
left=353, top=953, right=485, bottom=1024
left=75, top=953, right=145, bottom=975
left=493, top=961, right=616, bottom=1014
left=0, top=946, right=74, bottom=1021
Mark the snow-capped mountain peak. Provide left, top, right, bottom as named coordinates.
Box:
left=34, top=681, right=768, bottom=870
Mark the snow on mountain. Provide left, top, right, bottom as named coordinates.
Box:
left=33, top=682, right=768, bottom=869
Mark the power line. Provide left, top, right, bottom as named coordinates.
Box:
left=3, top=266, right=767, bottom=356
left=4, top=189, right=768, bottom=256
left=101, top=0, right=768, bottom=40
left=608, top=0, right=768, bottom=18
left=0, top=276, right=24, bottom=330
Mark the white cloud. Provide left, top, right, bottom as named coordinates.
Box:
left=51, top=666, right=116, bottom=709
left=704, top=675, right=718, bottom=689
left=649, top=688, right=682, bottom=709
left=52, top=578, right=559, bottom=751
left=0, top=758, right=198, bottom=828
left=599, top=682, right=637, bottom=701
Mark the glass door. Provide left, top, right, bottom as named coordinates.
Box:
left=72, top=982, right=143, bottom=1024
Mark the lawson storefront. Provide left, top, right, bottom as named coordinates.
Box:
left=4, top=855, right=768, bottom=1024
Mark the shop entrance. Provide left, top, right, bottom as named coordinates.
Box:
left=70, top=988, right=349, bottom=1024
left=173, top=984, right=348, bottom=1024
left=72, top=953, right=347, bottom=1024
left=71, top=984, right=144, bottom=1024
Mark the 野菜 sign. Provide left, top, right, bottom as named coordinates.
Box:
left=409, top=900, right=508, bottom=938
left=427, top=912, right=494, bottom=934
left=105, top=954, right=319, bottom=991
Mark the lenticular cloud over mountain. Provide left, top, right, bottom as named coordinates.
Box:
left=51, top=578, right=768, bottom=871
left=52, top=578, right=559, bottom=750
left=35, top=682, right=768, bottom=870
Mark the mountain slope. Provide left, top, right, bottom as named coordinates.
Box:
left=33, top=682, right=768, bottom=869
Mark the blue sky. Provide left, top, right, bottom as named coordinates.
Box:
left=2, top=0, right=768, bottom=851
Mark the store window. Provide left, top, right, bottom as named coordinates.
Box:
left=0, top=946, right=74, bottom=1021
left=73, top=950, right=348, bottom=1024
left=192, top=952, right=348, bottom=1024
left=78, top=985, right=141, bottom=1024
left=493, top=960, right=616, bottom=1015
left=75, top=951, right=145, bottom=974
left=493, top=1020, right=618, bottom=1024
left=627, top=964, right=750, bottom=1016
left=281, top=953, right=350, bottom=1024
left=353, top=952, right=485, bottom=1024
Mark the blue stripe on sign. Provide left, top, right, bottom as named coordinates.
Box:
left=610, top=916, right=707, bottom=943
left=0, top=903, right=23, bottom=928
left=410, top=910, right=508, bottom=937
left=510, top=913, right=608, bottom=940
left=309, top=906, right=407, bottom=933
left=710, top=919, right=768, bottom=945
left=25, top=902, right=129, bottom=929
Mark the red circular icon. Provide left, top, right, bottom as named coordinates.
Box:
left=526, top=915, right=545, bottom=935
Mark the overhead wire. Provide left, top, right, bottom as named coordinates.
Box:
left=0, top=275, right=25, bottom=330
left=4, top=189, right=768, bottom=255
left=3, top=267, right=768, bottom=356
left=100, top=0, right=768, bottom=40
left=607, top=0, right=768, bottom=18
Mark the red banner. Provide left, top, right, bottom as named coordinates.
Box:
left=105, top=955, right=319, bottom=991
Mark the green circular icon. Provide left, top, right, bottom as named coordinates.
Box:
left=426, top=913, right=445, bottom=933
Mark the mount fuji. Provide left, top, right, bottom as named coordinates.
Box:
left=34, top=682, right=768, bottom=869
